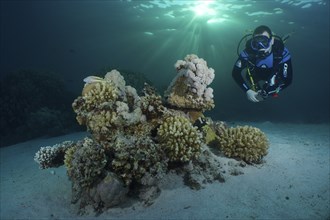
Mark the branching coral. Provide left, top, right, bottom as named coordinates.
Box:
left=82, top=80, right=119, bottom=112
left=157, top=115, right=203, bottom=162
left=140, top=83, right=165, bottom=120
left=63, top=144, right=78, bottom=170
left=65, top=137, right=107, bottom=188
left=218, top=125, right=269, bottom=163
left=34, top=141, right=75, bottom=169
left=109, top=135, right=167, bottom=186
left=86, top=107, right=117, bottom=140
left=72, top=70, right=144, bottom=141
left=164, top=54, right=215, bottom=111
left=202, top=124, right=220, bottom=146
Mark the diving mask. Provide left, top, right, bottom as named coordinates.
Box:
left=251, top=35, right=272, bottom=51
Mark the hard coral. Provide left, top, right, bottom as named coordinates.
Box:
left=202, top=124, right=220, bottom=146
left=82, top=81, right=119, bottom=112
left=164, top=54, right=215, bottom=112
left=34, top=141, right=75, bottom=169
left=33, top=55, right=273, bottom=216
left=64, top=144, right=77, bottom=170
left=140, top=83, right=165, bottom=120
left=66, top=137, right=107, bottom=188
left=72, top=70, right=144, bottom=141
left=72, top=80, right=119, bottom=128
left=219, top=125, right=269, bottom=164
left=109, top=135, right=167, bottom=186
left=157, top=115, right=203, bottom=162
left=87, top=107, right=117, bottom=141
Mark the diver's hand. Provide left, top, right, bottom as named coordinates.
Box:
left=246, top=89, right=260, bottom=102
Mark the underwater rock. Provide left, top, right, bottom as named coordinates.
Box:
left=94, top=172, right=128, bottom=208
left=71, top=172, right=128, bottom=214
left=138, top=185, right=161, bottom=206
left=182, top=145, right=226, bottom=190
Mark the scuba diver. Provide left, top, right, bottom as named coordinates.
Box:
left=232, top=25, right=293, bottom=102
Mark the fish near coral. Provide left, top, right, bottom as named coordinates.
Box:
left=83, top=76, right=104, bottom=84
left=82, top=76, right=104, bottom=96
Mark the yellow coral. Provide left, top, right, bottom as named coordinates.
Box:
left=187, top=111, right=203, bottom=124
left=219, top=125, right=269, bottom=164
left=87, top=108, right=118, bottom=141
left=202, top=124, right=220, bottom=146
left=72, top=80, right=119, bottom=126
left=72, top=71, right=144, bottom=142
left=64, top=145, right=77, bottom=170
left=82, top=81, right=119, bottom=112
left=157, top=116, right=203, bottom=162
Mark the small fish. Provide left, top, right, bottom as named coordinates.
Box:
left=83, top=76, right=103, bottom=84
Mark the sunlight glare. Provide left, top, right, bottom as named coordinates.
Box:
left=191, top=1, right=216, bottom=17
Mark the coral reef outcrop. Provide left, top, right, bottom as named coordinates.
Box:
left=34, top=54, right=270, bottom=215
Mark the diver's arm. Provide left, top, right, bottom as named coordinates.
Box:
left=264, top=48, right=293, bottom=95
left=277, top=58, right=292, bottom=90
left=277, top=47, right=292, bottom=91
left=267, top=57, right=293, bottom=95
left=232, top=58, right=249, bottom=92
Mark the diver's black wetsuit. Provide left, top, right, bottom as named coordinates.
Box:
left=232, top=38, right=293, bottom=96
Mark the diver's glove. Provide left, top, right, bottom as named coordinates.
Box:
left=246, top=89, right=260, bottom=102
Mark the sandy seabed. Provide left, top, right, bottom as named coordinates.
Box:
left=1, top=122, right=329, bottom=220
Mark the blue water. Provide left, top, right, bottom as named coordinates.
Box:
left=0, top=1, right=329, bottom=219
left=0, top=0, right=329, bottom=146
